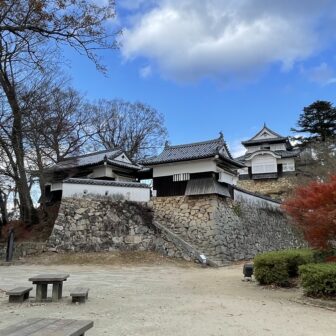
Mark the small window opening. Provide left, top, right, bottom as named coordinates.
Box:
left=261, top=145, right=271, bottom=150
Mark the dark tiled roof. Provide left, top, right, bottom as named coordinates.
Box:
left=274, top=149, right=300, bottom=158
left=242, top=125, right=288, bottom=146
left=49, top=149, right=141, bottom=171
left=185, top=178, right=231, bottom=197
left=242, top=137, right=288, bottom=146
left=63, top=178, right=150, bottom=189
left=244, top=125, right=284, bottom=141
left=142, top=136, right=238, bottom=165
left=235, top=155, right=246, bottom=162
left=105, top=159, right=142, bottom=170
left=234, top=185, right=281, bottom=204
left=218, top=153, right=245, bottom=168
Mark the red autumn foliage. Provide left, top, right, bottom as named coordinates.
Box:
left=282, top=175, right=336, bottom=249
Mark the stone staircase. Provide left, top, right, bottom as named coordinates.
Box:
left=152, top=221, right=221, bottom=267
left=150, top=196, right=234, bottom=266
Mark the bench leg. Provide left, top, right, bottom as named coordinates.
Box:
left=52, top=283, right=62, bottom=302
left=58, top=283, right=63, bottom=299
left=9, top=295, right=24, bottom=303
left=36, top=284, right=48, bottom=302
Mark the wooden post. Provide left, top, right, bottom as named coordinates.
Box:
left=5, top=229, right=14, bottom=262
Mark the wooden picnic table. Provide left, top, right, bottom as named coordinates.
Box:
left=28, top=274, right=70, bottom=302
left=0, top=318, right=93, bottom=336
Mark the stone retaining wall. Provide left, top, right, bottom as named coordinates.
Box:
left=47, top=195, right=305, bottom=266
left=47, top=198, right=194, bottom=260
left=150, top=195, right=305, bottom=265
left=237, top=177, right=295, bottom=201
left=0, top=242, right=46, bottom=261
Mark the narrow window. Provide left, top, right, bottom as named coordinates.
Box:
left=173, top=173, right=190, bottom=182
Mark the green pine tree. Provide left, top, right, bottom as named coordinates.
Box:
left=292, top=100, right=336, bottom=142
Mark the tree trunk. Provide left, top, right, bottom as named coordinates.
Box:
left=12, top=104, right=36, bottom=225
left=0, top=69, right=36, bottom=226
left=0, top=190, right=7, bottom=238
left=36, top=146, right=47, bottom=212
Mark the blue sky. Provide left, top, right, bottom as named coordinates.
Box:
left=61, top=0, right=336, bottom=157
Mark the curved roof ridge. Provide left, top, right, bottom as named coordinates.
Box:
left=141, top=134, right=243, bottom=167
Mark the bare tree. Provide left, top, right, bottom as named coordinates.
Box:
left=23, top=77, right=92, bottom=208
left=0, top=1, right=118, bottom=70
left=0, top=146, right=16, bottom=235
left=0, top=174, right=14, bottom=234
left=89, top=99, right=168, bottom=159
left=0, top=0, right=117, bottom=225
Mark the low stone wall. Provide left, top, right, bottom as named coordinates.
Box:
left=48, top=198, right=155, bottom=252
left=47, top=197, right=194, bottom=260
left=150, top=195, right=305, bottom=265
left=0, top=242, right=46, bottom=261
left=237, top=177, right=295, bottom=201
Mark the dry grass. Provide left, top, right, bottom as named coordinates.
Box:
left=0, top=203, right=60, bottom=243
left=24, top=251, right=197, bottom=268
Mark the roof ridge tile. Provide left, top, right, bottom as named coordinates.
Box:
left=167, top=137, right=224, bottom=149
left=59, top=148, right=122, bottom=162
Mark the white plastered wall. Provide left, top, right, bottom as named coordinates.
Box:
left=152, top=159, right=218, bottom=177
left=251, top=154, right=277, bottom=174
left=92, top=166, right=115, bottom=178
left=114, top=153, right=133, bottom=164
left=62, top=183, right=150, bottom=202
left=270, top=143, right=286, bottom=151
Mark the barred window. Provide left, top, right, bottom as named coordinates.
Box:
left=173, top=173, right=190, bottom=182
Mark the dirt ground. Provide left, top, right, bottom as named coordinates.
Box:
left=0, top=258, right=335, bottom=336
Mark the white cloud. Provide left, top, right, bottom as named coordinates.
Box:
left=139, top=65, right=152, bottom=78
left=229, top=139, right=247, bottom=158
left=121, top=0, right=335, bottom=82
left=301, top=62, right=336, bottom=86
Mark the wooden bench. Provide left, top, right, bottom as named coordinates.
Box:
left=70, top=287, right=89, bottom=303
left=6, top=287, right=33, bottom=303
left=0, top=318, right=93, bottom=336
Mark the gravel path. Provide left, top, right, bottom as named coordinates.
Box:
left=0, top=263, right=335, bottom=336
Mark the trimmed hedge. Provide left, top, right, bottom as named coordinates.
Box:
left=299, top=263, right=336, bottom=297
left=254, top=249, right=315, bottom=286
left=312, top=249, right=336, bottom=263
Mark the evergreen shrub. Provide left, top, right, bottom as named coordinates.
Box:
left=254, top=249, right=314, bottom=286
left=299, top=263, right=336, bottom=297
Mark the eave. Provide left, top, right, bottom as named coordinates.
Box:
left=242, top=137, right=288, bottom=146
